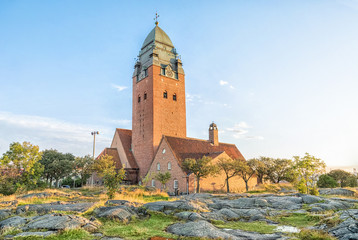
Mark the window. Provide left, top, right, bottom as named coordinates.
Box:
left=144, top=68, right=148, bottom=77
left=163, top=91, right=168, bottom=99
left=161, top=67, right=166, bottom=75
left=138, top=95, right=141, bottom=103
left=175, top=72, right=178, bottom=79
left=168, top=162, right=171, bottom=170
left=151, top=179, right=155, bottom=187
left=144, top=92, right=147, bottom=100
left=173, top=94, right=177, bottom=101
left=174, top=180, right=178, bottom=189
left=157, top=163, right=160, bottom=171
left=162, top=148, right=166, bottom=154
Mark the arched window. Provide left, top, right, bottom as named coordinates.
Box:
left=163, top=91, right=168, bottom=99
left=174, top=180, right=178, bottom=189
left=168, top=162, right=172, bottom=170
left=173, top=94, right=177, bottom=101
left=157, top=163, right=160, bottom=171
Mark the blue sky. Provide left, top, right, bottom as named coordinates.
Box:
left=1, top=0, right=358, bottom=166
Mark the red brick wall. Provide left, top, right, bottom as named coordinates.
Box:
left=132, top=65, right=186, bottom=180
left=147, top=142, right=257, bottom=193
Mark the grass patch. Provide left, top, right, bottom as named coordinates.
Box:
left=270, top=213, right=321, bottom=228
left=213, top=220, right=276, bottom=234
left=297, top=229, right=337, bottom=240
left=101, top=212, right=178, bottom=240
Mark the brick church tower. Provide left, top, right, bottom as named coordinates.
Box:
left=132, top=22, right=186, bottom=178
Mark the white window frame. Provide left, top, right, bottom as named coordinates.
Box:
left=174, top=180, right=178, bottom=189
left=168, top=162, right=172, bottom=170
left=157, top=163, right=160, bottom=171
left=151, top=179, right=155, bottom=187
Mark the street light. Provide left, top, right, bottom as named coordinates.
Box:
left=90, top=131, right=99, bottom=186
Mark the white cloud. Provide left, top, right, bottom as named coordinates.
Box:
left=230, top=85, right=235, bottom=89
left=219, top=80, right=228, bottom=86
left=112, top=84, right=128, bottom=92
left=0, top=111, right=112, bottom=156
left=225, top=122, right=263, bottom=140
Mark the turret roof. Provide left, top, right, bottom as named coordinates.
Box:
left=141, top=26, right=174, bottom=49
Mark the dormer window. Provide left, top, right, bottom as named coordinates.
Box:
left=173, top=94, right=177, bottom=101
left=161, top=67, right=166, bottom=76
left=163, top=91, right=168, bottom=99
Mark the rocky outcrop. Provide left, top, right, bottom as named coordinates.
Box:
left=0, top=216, right=27, bottom=230
left=24, top=213, right=100, bottom=232
left=95, top=205, right=137, bottom=221
left=0, top=209, right=12, bottom=220
left=144, top=200, right=207, bottom=213
left=16, top=201, right=94, bottom=214
left=14, top=231, right=56, bottom=237
left=319, top=188, right=356, bottom=197
left=167, top=220, right=285, bottom=240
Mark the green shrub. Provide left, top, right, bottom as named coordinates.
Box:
left=317, top=174, right=337, bottom=188
left=310, top=186, right=319, bottom=196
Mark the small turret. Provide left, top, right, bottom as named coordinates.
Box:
left=209, top=122, right=219, bottom=146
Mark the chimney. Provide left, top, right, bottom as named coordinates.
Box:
left=209, top=122, right=219, bottom=146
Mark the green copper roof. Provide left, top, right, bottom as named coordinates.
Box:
left=141, top=26, right=174, bottom=49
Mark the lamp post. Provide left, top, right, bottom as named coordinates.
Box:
left=90, top=131, right=99, bottom=186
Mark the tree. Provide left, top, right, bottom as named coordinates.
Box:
left=265, top=158, right=294, bottom=183
left=0, top=142, right=43, bottom=192
left=248, top=157, right=268, bottom=184
left=93, top=154, right=126, bottom=199
left=328, top=170, right=356, bottom=187
left=236, top=160, right=255, bottom=192
left=293, top=153, right=326, bottom=194
left=182, top=156, right=218, bottom=193
left=317, top=174, right=337, bottom=188
left=155, top=172, right=171, bottom=190
left=50, top=153, right=75, bottom=188
left=73, top=155, right=94, bottom=187
left=217, top=158, right=239, bottom=193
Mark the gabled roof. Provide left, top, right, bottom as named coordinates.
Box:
left=97, top=148, right=122, bottom=169
left=116, top=128, right=138, bottom=169
left=164, top=135, right=245, bottom=162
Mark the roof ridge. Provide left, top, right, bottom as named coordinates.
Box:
left=164, top=135, right=236, bottom=146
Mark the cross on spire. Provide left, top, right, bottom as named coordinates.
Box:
left=154, top=12, right=159, bottom=26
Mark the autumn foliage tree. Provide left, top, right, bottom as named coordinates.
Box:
left=93, top=154, right=125, bottom=199
left=182, top=156, right=218, bottom=193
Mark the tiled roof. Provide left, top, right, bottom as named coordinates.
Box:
left=116, top=128, right=139, bottom=169
left=164, top=135, right=245, bottom=162
left=97, top=148, right=122, bottom=169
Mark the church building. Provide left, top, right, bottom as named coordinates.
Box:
left=96, top=21, right=257, bottom=193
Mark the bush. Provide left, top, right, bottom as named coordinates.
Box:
left=317, top=174, right=337, bottom=188
left=310, top=186, right=319, bottom=196
left=297, top=179, right=307, bottom=194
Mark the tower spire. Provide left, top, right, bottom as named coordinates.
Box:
left=154, top=12, right=159, bottom=26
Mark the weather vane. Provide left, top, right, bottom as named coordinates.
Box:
left=154, top=12, right=159, bottom=26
